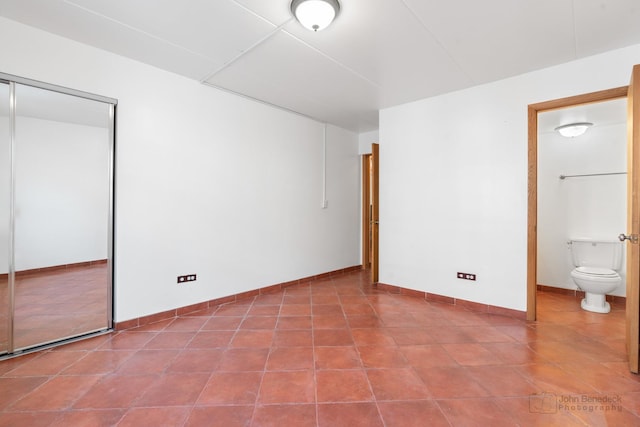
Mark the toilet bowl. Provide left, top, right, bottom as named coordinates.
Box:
left=569, top=239, right=623, bottom=314
left=570, top=266, right=620, bottom=313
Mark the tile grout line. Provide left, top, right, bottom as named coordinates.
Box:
left=346, top=278, right=386, bottom=426
left=170, top=310, right=225, bottom=427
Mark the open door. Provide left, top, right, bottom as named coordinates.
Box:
left=361, top=143, right=379, bottom=283
left=362, top=154, right=371, bottom=270
left=625, top=64, right=640, bottom=374
left=371, top=143, right=379, bottom=283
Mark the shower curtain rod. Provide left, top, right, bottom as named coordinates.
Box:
left=559, top=172, right=627, bottom=180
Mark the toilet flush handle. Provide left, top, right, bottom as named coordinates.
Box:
left=619, top=233, right=639, bottom=244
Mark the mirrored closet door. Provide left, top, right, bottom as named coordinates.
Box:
left=0, top=82, right=9, bottom=355
left=1, top=76, right=115, bottom=356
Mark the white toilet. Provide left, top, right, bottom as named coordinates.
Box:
left=569, top=238, right=622, bottom=314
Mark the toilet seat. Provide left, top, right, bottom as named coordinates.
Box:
left=573, top=266, right=619, bottom=278
left=570, top=267, right=621, bottom=314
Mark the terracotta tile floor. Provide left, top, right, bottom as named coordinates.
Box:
left=1, top=270, right=640, bottom=426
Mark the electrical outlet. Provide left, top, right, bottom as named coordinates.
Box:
left=177, top=274, right=197, bottom=284
left=457, top=272, right=476, bottom=281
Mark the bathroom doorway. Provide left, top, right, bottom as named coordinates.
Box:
left=537, top=98, right=628, bottom=303
left=527, top=86, right=628, bottom=320
left=528, top=70, right=640, bottom=374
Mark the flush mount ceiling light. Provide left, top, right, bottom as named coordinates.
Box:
left=291, top=0, right=340, bottom=32
left=554, top=122, right=593, bottom=138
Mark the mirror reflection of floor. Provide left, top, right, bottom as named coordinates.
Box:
left=0, top=262, right=108, bottom=353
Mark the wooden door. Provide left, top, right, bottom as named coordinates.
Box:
left=626, top=64, right=640, bottom=374
left=362, top=154, right=371, bottom=269
left=371, top=143, right=379, bottom=283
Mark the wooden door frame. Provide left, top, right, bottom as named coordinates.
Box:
left=361, top=143, right=379, bottom=283
left=527, top=86, right=628, bottom=321
left=371, top=143, right=379, bottom=283
left=362, top=153, right=371, bottom=270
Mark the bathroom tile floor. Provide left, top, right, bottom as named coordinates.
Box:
left=1, top=270, right=639, bottom=426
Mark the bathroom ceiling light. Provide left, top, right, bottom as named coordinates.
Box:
left=291, top=0, right=340, bottom=32
left=554, top=122, right=593, bottom=138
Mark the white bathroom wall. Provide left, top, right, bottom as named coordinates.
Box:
left=0, top=17, right=361, bottom=321
left=380, top=44, right=640, bottom=311
left=537, top=119, right=627, bottom=296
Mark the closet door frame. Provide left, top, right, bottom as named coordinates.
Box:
left=1, top=72, right=116, bottom=357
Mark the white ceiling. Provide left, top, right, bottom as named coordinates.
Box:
left=1, top=0, right=640, bottom=133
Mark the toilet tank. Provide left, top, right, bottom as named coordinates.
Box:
left=570, top=238, right=623, bottom=270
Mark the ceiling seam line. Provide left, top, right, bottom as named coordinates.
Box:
left=202, top=81, right=325, bottom=124
left=398, top=0, right=475, bottom=85
left=227, top=0, right=281, bottom=26
left=571, top=0, right=578, bottom=58
left=200, top=18, right=294, bottom=83
left=203, top=80, right=376, bottom=132
left=62, top=0, right=216, bottom=63
left=279, top=29, right=381, bottom=89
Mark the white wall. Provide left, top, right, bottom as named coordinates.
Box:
left=380, top=45, right=640, bottom=311
left=0, top=99, right=109, bottom=275
left=0, top=84, right=8, bottom=275
left=537, top=120, right=627, bottom=296
left=12, top=117, right=109, bottom=271
left=0, top=17, right=360, bottom=321
left=359, top=130, right=379, bottom=154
